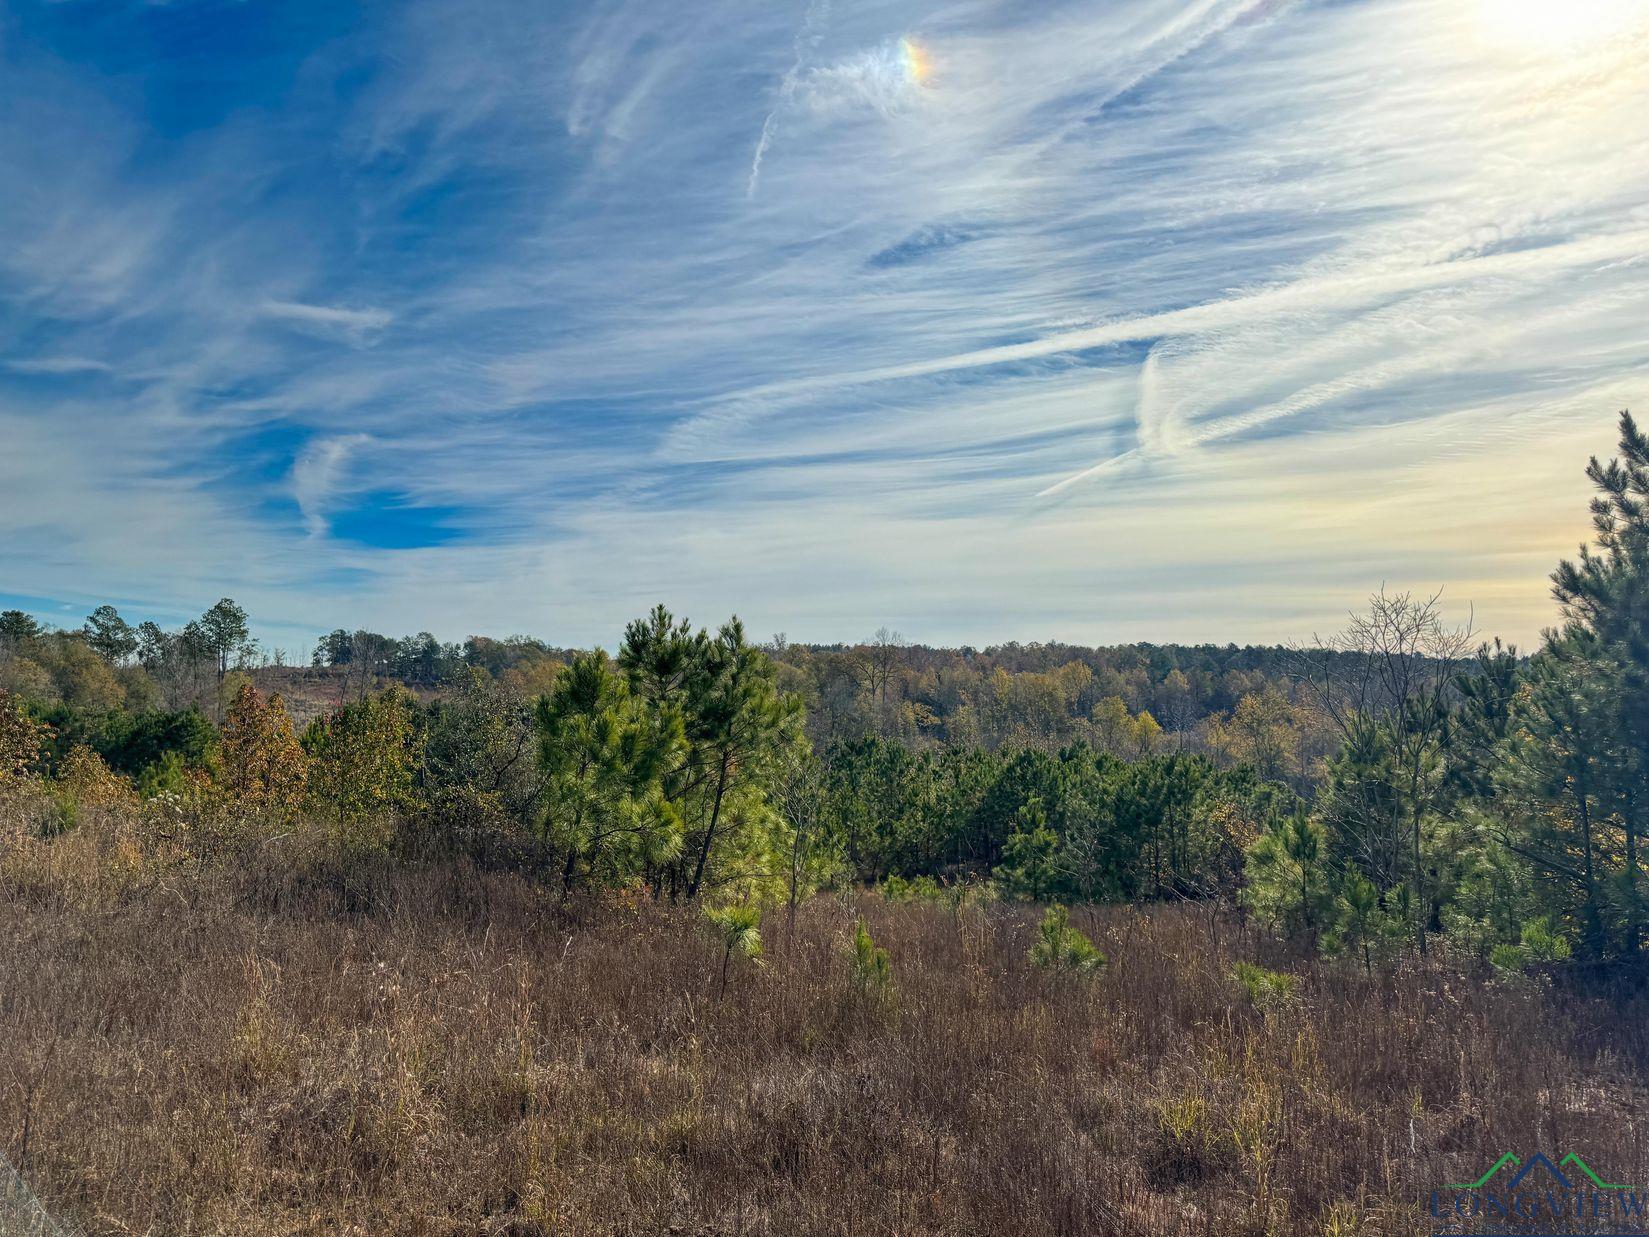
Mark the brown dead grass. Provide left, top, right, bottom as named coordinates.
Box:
left=2, top=817, right=1648, bottom=1235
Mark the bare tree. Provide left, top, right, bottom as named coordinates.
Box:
left=1292, top=588, right=1475, bottom=955
left=862, top=627, right=908, bottom=734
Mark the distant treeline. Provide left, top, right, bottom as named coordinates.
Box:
left=4, top=594, right=1351, bottom=789
left=4, top=411, right=1649, bottom=969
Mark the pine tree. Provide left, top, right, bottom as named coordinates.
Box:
left=997, top=797, right=1065, bottom=902
left=1448, top=640, right=1522, bottom=800
left=0, top=610, right=43, bottom=651
left=704, top=902, right=762, bottom=995
left=1029, top=905, right=1106, bottom=972
left=849, top=918, right=893, bottom=995
left=1241, top=815, right=1334, bottom=940
left=1498, top=633, right=1626, bottom=958
left=1326, top=872, right=1389, bottom=974
left=619, top=610, right=804, bottom=900
left=1550, top=410, right=1649, bottom=949
left=1293, top=589, right=1474, bottom=954
left=534, top=651, right=683, bottom=896
left=199, top=599, right=252, bottom=676
left=681, top=620, right=805, bottom=899
left=82, top=605, right=138, bottom=665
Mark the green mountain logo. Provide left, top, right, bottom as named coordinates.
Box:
left=1449, top=1151, right=1636, bottom=1191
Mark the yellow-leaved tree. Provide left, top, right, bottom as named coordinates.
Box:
left=217, top=682, right=307, bottom=821
left=0, top=690, right=50, bottom=783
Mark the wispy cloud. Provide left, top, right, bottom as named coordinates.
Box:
left=292, top=434, right=371, bottom=538
left=0, top=0, right=1645, bottom=648
left=747, top=0, right=831, bottom=196
left=5, top=357, right=111, bottom=375
left=261, top=300, right=393, bottom=342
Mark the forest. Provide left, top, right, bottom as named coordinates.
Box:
left=3, top=412, right=1649, bottom=1234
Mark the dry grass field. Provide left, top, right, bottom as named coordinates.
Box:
left=3, top=799, right=1648, bottom=1236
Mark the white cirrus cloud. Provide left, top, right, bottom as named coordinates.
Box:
left=261, top=299, right=393, bottom=342
left=292, top=434, right=371, bottom=538
left=1, top=0, right=1646, bottom=650
left=5, top=356, right=111, bottom=375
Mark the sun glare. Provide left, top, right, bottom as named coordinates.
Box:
left=1478, top=0, right=1643, bottom=53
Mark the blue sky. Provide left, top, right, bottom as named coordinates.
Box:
left=3, top=0, right=1646, bottom=656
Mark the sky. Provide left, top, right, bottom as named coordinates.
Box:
left=2, top=0, right=1647, bottom=656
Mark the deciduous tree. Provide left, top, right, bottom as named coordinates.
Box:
left=0, top=690, right=50, bottom=782
left=82, top=605, right=138, bottom=665
left=218, top=682, right=306, bottom=818
left=303, top=689, right=418, bottom=842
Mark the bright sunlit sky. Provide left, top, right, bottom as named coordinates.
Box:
left=3, top=0, right=1647, bottom=653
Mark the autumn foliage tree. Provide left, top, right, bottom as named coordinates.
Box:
left=217, top=682, right=306, bottom=819
left=56, top=744, right=139, bottom=810
left=0, top=690, right=50, bottom=783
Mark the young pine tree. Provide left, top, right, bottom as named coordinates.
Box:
left=535, top=651, right=684, bottom=897
left=849, top=918, right=893, bottom=995
left=704, top=902, right=763, bottom=995
left=1241, top=815, right=1334, bottom=942
left=619, top=610, right=804, bottom=900
left=1326, top=872, right=1389, bottom=975
left=1497, top=633, right=1626, bottom=959
left=1029, top=905, right=1106, bottom=972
